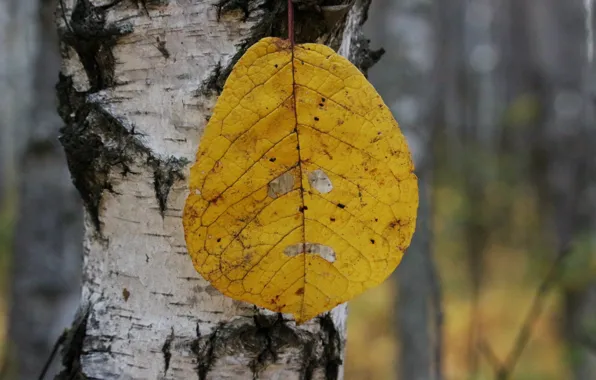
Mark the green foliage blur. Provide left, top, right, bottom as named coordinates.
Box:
left=0, top=194, right=13, bottom=369
left=343, top=93, right=596, bottom=379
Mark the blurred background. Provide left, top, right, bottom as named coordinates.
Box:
left=1, top=0, right=595, bottom=379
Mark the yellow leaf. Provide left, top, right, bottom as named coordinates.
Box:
left=183, top=37, right=418, bottom=324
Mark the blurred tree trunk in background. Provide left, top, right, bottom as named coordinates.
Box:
left=367, top=0, right=595, bottom=378
left=366, top=1, right=443, bottom=379
left=0, top=0, right=83, bottom=379
left=527, top=0, right=596, bottom=377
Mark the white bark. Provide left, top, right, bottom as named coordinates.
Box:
left=56, top=0, right=373, bottom=378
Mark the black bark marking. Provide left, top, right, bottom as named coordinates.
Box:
left=126, top=0, right=171, bottom=17
left=345, top=0, right=385, bottom=76
left=148, top=156, right=189, bottom=217
left=249, top=313, right=297, bottom=377
left=318, top=313, right=342, bottom=380
left=161, top=327, right=175, bottom=375
left=217, top=0, right=251, bottom=21
left=190, top=312, right=343, bottom=380
left=56, top=74, right=188, bottom=233
left=59, top=0, right=133, bottom=91
left=191, top=322, right=222, bottom=380
left=299, top=313, right=343, bottom=380
left=202, top=0, right=357, bottom=96
left=139, top=0, right=170, bottom=8
left=196, top=61, right=223, bottom=96
left=54, top=304, right=91, bottom=380
left=351, top=36, right=385, bottom=77
left=300, top=339, right=317, bottom=380
left=156, top=36, right=170, bottom=59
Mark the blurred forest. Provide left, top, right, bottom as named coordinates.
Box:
left=1, top=0, right=595, bottom=379
left=345, top=0, right=596, bottom=379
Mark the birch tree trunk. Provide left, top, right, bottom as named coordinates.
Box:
left=55, top=1, right=378, bottom=378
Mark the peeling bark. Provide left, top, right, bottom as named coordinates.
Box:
left=55, top=0, right=373, bottom=377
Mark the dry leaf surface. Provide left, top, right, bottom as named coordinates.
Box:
left=183, top=37, right=418, bottom=323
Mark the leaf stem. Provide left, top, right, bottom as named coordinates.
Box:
left=288, top=0, right=295, bottom=46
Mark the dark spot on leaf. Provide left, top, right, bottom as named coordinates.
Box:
left=274, top=64, right=278, bottom=68
left=322, top=98, right=326, bottom=102
left=296, top=144, right=300, bottom=150
left=122, top=288, right=130, bottom=302
left=330, top=217, right=336, bottom=222
left=295, top=287, right=305, bottom=295
left=217, top=238, right=221, bottom=242
left=299, top=206, right=308, bottom=212
left=337, top=203, right=345, bottom=209
left=319, top=103, right=324, bottom=107
left=269, top=157, right=276, bottom=162
left=374, top=218, right=378, bottom=222
left=314, top=117, right=319, bottom=121
left=370, top=239, right=375, bottom=244
left=389, top=219, right=403, bottom=228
